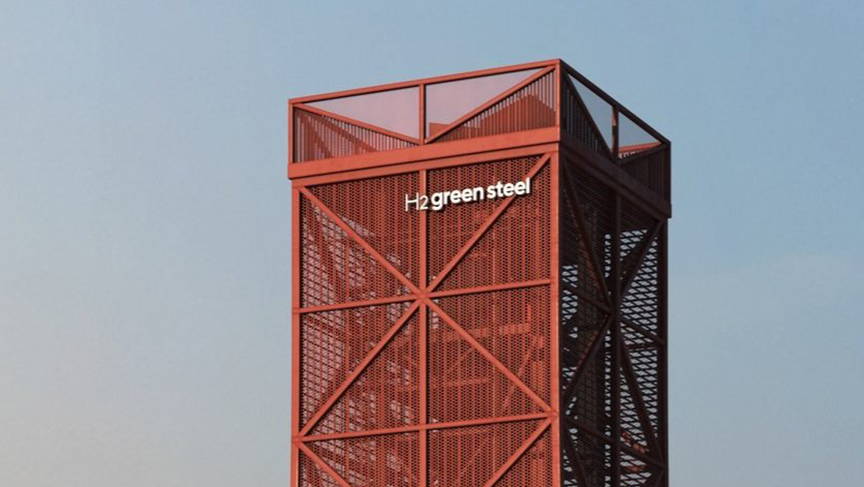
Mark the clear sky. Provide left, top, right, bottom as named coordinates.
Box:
left=1, top=1, right=862, bottom=486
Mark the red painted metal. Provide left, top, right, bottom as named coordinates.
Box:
left=295, top=103, right=422, bottom=146
left=418, top=168, right=428, bottom=487
left=289, top=128, right=559, bottom=181
left=289, top=60, right=670, bottom=487
left=549, top=151, right=562, bottom=487
left=425, top=66, right=556, bottom=144
left=300, top=413, right=551, bottom=443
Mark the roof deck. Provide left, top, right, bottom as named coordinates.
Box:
left=289, top=59, right=669, bottom=203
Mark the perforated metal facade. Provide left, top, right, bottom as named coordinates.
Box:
left=288, top=59, right=671, bottom=487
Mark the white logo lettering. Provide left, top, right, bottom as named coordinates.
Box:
left=405, top=177, right=531, bottom=212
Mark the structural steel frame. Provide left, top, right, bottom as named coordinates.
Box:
left=289, top=59, right=670, bottom=487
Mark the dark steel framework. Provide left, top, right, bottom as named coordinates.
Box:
left=288, top=59, right=670, bottom=487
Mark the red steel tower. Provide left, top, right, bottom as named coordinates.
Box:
left=288, top=59, right=670, bottom=487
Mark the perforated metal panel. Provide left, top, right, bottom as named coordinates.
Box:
left=559, top=163, right=667, bottom=487
left=290, top=60, right=670, bottom=487
left=436, top=71, right=556, bottom=143
left=295, top=153, right=554, bottom=487
left=293, top=109, right=418, bottom=163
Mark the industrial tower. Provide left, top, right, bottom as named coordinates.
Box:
left=289, top=59, right=670, bottom=487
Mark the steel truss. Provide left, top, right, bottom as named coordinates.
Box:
left=289, top=59, right=670, bottom=487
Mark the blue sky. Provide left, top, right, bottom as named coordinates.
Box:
left=1, top=1, right=862, bottom=486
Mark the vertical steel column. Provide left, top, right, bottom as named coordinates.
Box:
left=612, top=107, right=620, bottom=161
left=551, top=61, right=564, bottom=487
left=658, top=222, right=669, bottom=487
left=288, top=101, right=294, bottom=167
left=550, top=151, right=562, bottom=487
left=419, top=169, right=428, bottom=487
left=419, top=84, right=426, bottom=143
left=611, top=193, right=622, bottom=487
left=290, top=188, right=301, bottom=487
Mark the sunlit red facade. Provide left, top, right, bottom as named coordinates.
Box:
left=288, top=59, right=670, bottom=487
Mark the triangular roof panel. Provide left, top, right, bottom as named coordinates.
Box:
left=306, top=86, right=420, bottom=139
left=569, top=74, right=614, bottom=147
left=426, top=69, right=540, bottom=137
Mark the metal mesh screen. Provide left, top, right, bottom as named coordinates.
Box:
left=311, top=313, right=420, bottom=436
left=304, top=433, right=420, bottom=487
left=291, top=62, right=670, bottom=487
left=428, top=421, right=543, bottom=487
left=299, top=301, right=413, bottom=428
left=562, top=78, right=611, bottom=159
left=296, top=154, right=553, bottom=487
left=437, top=164, right=550, bottom=291
left=498, top=429, right=553, bottom=487
left=559, top=159, right=666, bottom=487
left=300, top=198, right=410, bottom=308
left=436, top=72, right=556, bottom=143
left=293, top=109, right=417, bottom=163
left=300, top=450, right=340, bottom=487
left=309, top=172, right=420, bottom=286
left=427, top=156, right=541, bottom=284
left=620, top=150, right=668, bottom=199
left=435, top=286, right=550, bottom=410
